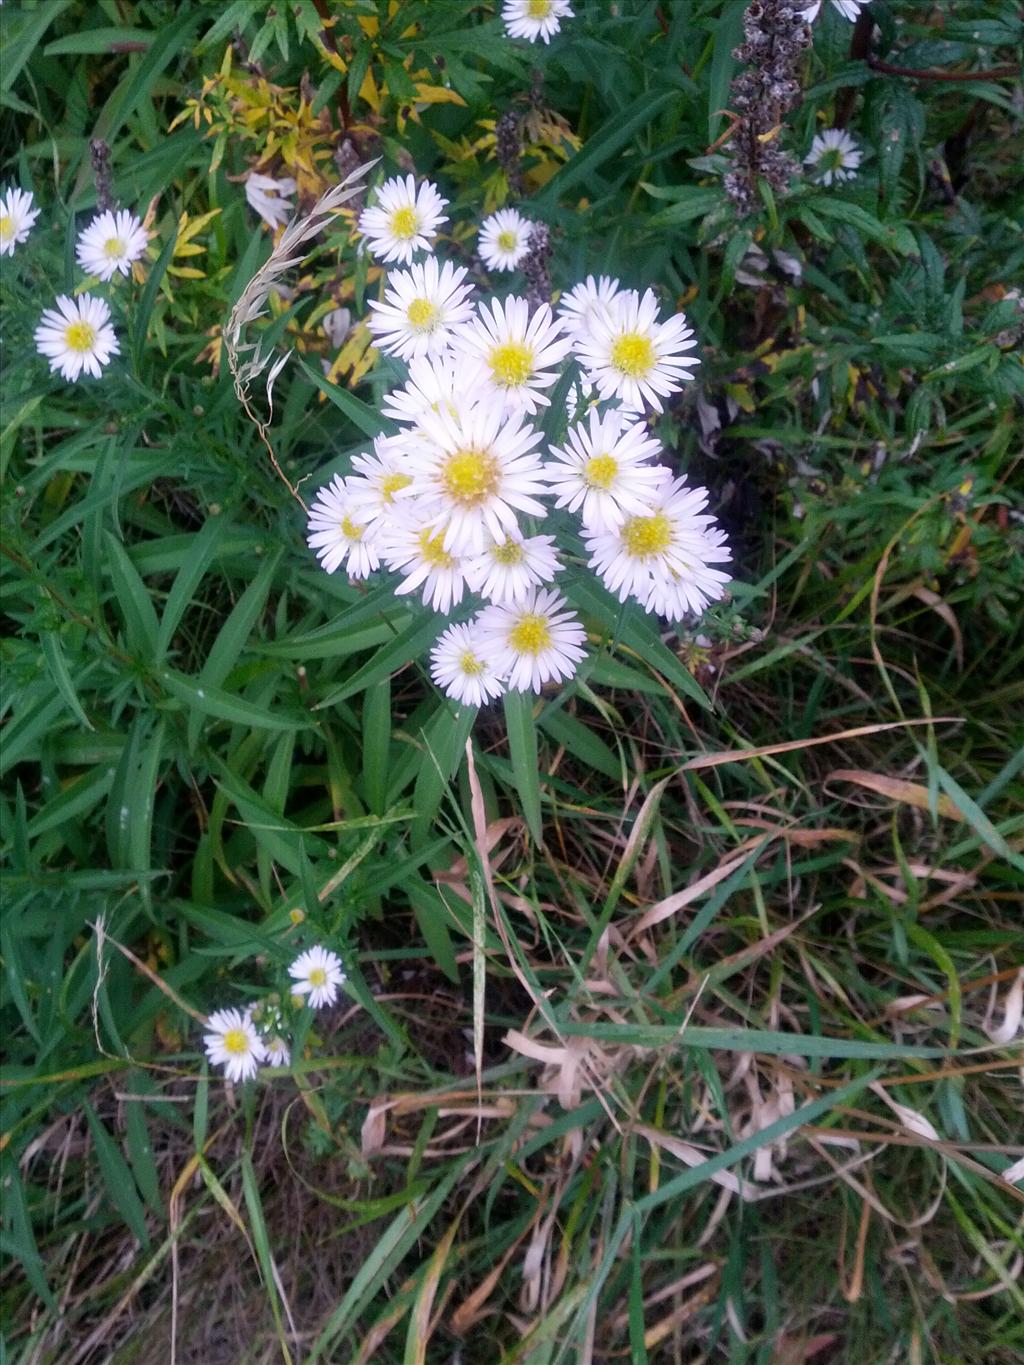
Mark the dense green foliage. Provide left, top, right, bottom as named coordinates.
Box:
left=1, top=1, right=1022, bottom=1361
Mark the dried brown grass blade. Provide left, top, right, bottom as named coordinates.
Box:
left=828, top=769, right=964, bottom=820
left=680, top=717, right=960, bottom=771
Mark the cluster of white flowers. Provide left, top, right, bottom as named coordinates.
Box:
left=24, top=190, right=149, bottom=384
left=202, top=945, right=345, bottom=1083
left=805, top=128, right=863, bottom=186
left=311, top=174, right=731, bottom=706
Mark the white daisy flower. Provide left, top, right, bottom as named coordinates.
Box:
left=430, top=621, right=507, bottom=706
left=262, top=1035, right=291, bottom=1067
left=466, top=531, right=561, bottom=604
left=306, top=473, right=381, bottom=577
left=381, top=509, right=472, bottom=614
left=805, top=128, right=863, bottom=187
left=75, top=208, right=148, bottom=281
left=357, top=174, right=448, bottom=265
left=575, top=287, right=699, bottom=414
left=638, top=525, right=732, bottom=621
left=367, top=256, right=475, bottom=360
left=203, top=1008, right=267, bottom=1083
left=289, top=945, right=345, bottom=1009
left=477, top=587, right=587, bottom=693
left=381, top=353, right=464, bottom=427
left=407, top=397, right=548, bottom=555
left=584, top=476, right=731, bottom=614
left=558, top=274, right=624, bottom=339
left=245, top=171, right=297, bottom=229
left=502, top=0, right=574, bottom=44
left=346, top=434, right=417, bottom=524
left=0, top=185, right=40, bottom=256
left=34, top=294, right=119, bottom=383
left=802, top=1, right=867, bottom=21
left=450, top=296, right=572, bottom=415
left=478, top=207, right=534, bottom=272
left=544, top=408, right=670, bottom=533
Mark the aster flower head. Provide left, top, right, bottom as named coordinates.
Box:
left=358, top=174, right=448, bottom=265
left=382, top=352, right=464, bottom=428
left=263, top=1035, right=291, bottom=1068
left=805, top=128, right=863, bottom=186
left=289, top=946, right=345, bottom=1010
left=380, top=507, right=472, bottom=614
left=639, top=525, right=733, bottom=621
left=306, top=473, right=381, bottom=578
left=34, top=294, right=120, bottom=383
left=346, top=434, right=418, bottom=525
left=367, top=256, right=475, bottom=361
left=575, top=287, right=699, bottom=414
left=502, top=0, right=574, bottom=44
left=477, top=587, right=587, bottom=693
left=407, top=397, right=548, bottom=555
left=802, top=0, right=867, bottom=20
left=203, top=1008, right=267, bottom=1083
left=544, top=408, right=670, bottom=534
left=466, top=531, right=561, bottom=604
left=451, top=295, right=572, bottom=415
left=245, top=172, right=297, bottom=230
left=558, top=274, right=624, bottom=339
left=584, top=476, right=731, bottom=618
left=76, top=208, right=148, bottom=281
left=0, top=186, right=40, bottom=256
left=430, top=621, right=507, bottom=706
left=478, top=207, right=534, bottom=273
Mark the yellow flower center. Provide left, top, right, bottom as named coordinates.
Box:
left=0, top=215, right=13, bottom=241
left=223, top=1028, right=250, bottom=1057
left=488, top=340, right=534, bottom=388
left=340, top=516, right=364, bottom=541
left=389, top=205, right=419, bottom=240
left=417, top=527, right=455, bottom=567
left=441, top=447, right=500, bottom=505
left=610, top=331, right=656, bottom=379
left=492, top=540, right=524, bottom=565
left=406, top=296, right=437, bottom=330
left=459, top=650, right=485, bottom=676
left=621, top=511, right=672, bottom=559
left=496, top=228, right=519, bottom=253
left=381, top=471, right=413, bottom=502
left=64, top=320, right=97, bottom=353
left=584, top=454, right=618, bottom=489
left=820, top=148, right=845, bottom=172
left=103, top=236, right=126, bottom=259
left=508, top=614, right=552, bottom=655
left=527, top=0, right=552, bottom=16
left=309, top=967, right=327, bottom=988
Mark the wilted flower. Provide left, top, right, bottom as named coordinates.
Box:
left=245, top=171, right=297, bottom=230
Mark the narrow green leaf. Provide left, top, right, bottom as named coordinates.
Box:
left=39, top=630, right=94, bottom=731
left=162, top=668, right=310, bottom=732
left=83, top=1103, right=151, bottom=1247
left=103, top=530, right=159, bottom=659
left=503, top=692, right=542, bottom=844
left=315, top=613, right=439, bottom=707
left=535, top=90, right=676, bottom=203
left=297, top=356, right=385, bottom=439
